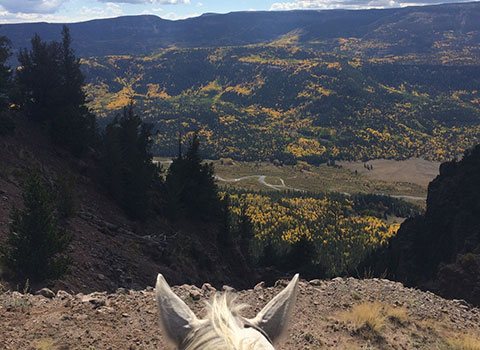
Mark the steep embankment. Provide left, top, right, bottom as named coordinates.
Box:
left=0, top=115, right=252, bottom=293
left=1, top=277, right=479, bottom=349
left=389, top=145, right=480, bottom=305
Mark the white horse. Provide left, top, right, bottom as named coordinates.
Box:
left=155, top=274, right=299, bottom=349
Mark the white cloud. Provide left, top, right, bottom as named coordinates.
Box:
left=0, top=1, right=124, bottom=23
left=97, top=0, right=190, bottom=4
left=0, top=0, right=69, bottom=14
left=158, top=10, right=200, bottom=19
left=79, top=2, right=123, bottom=18
left=270, top=0, right=466, bottom=10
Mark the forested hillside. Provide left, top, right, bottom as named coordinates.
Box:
left=83, top=43, right=480, bottom=162
left=1, top=2, right=480, bottom=162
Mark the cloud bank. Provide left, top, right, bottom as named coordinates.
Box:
left=0, top=0, right=68, bottom=14
left=97, top=0, right=190, bottom=4
left=270, top=0, right=469, bottom=10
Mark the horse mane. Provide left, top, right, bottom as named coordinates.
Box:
left=181, top=293, right=260, bottom=350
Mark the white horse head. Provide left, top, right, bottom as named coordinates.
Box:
left=155, top=274, right=299, bottom=349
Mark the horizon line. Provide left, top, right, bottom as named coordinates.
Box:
left=1, top=0, right=478, bottom=26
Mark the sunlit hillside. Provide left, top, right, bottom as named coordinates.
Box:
left=83, top=38, right=480, bottom=162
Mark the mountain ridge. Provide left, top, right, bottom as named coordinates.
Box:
left=1, top=2, right=480, bottom=57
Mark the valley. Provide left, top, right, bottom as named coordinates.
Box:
left=0, top=4, right=479, bottom=348
left=156, top=157, right=433, bottom=202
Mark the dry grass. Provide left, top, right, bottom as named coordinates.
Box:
left=384, top=305, right=409, bottom=324
left=448, top=335, right=480, bottom=350
left=341, top=302, right=410, bottom=335
left=35, top=338, right=56, bottom=350
left=341, top=302, right=386, bottom=333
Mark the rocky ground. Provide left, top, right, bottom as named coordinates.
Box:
left=1, top=277, right=480, bottom=349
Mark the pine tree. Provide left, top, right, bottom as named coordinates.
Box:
left=0, top=35, right=10, bottom=111
left=2, top=173, right=71, bottom=282
left=16, top=27, right=96, bottom=156
left=165, top=133, right=222, bottom=221
left=218, top=194, right=233, bottom=247
left=51, top=26, right=96, bottom=156
left=100, top=104, right=157, bottom=220
left=237, top=204, right=254, bottom=261
left=17, top=34, right=61, bottom=123
left=0, top=35, right=15, bottom=136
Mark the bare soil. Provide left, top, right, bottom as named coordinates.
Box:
left=338, top=158, right=440, bottom=188
left=1, top=277, right=479, bottom=349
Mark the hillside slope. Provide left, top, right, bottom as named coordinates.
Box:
left=0, top=115, right=252, bottom=293
left=1, top=277, right=480, bottom=349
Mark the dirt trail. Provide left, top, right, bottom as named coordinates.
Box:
left=215, top=174, right=303, bottom=192
left=1, top=277, right=479, bottom=349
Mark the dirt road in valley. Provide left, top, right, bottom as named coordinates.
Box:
left=215, top=175, right=427, bottom=200
left=215, top=175, right=303, bottom=192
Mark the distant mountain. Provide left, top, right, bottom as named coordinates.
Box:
left=1, top=2, right=480, bottom=57
left=1, top=2, right=480, bottom=162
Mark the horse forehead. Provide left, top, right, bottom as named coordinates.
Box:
left=238, top=328, right=275, bottom=349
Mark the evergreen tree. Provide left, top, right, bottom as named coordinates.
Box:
left=218, top=194, right=233, bottom=247
left=237, top=204, right=254, bottom=261
left=51, top=26, right=96, bottom=156
left=165, top=133, right=222, bottom=221
left=17, top=34, right=61, bottom=122
left=16, top=27, right=96, bottom=156
left=100, top=104, right=157, bottom=220
left=2, top=173, right=71, bottom=282
left=0, top=35, right=15, bottom=136
left=0, top=35, right=10, bottom=111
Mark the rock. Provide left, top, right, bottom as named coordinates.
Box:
left=254, top=281, right=265, bottom=291
left=81, top=294, right=106, bottom=308
left=116, top=288, right=129, bottom=295
left=189, top=289, right=202, bottom=301
left=309, top=279, right=323, bottom=286
left=11, top=291, right=23, bottom=298
left=35, top=288, right=55, bottom=299
left=56, top=290, right=72, bottom=300
left=274, top=279, right=289, bottom=288
left=105, top=222, right=119, bottom=232
left=97, top=274, right=106, bottom=281
left=452, top=299, right=470, bottom=307
left=222, top=285, right=236, bottom=293
left=201, top=283, right=216, bottom=293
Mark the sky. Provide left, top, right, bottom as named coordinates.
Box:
left=0, top=0, right=473, bottom=24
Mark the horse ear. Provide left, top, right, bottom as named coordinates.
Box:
left=155, top=274, right=198, bottom=345
left=249, top=274, right=299, bottom=344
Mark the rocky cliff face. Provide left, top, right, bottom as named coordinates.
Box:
left=1, top=277, right=479, bottom=349
left=389, top=145, right=480, bottom=305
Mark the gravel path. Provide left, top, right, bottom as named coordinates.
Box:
left=1, top=277, right=479, bottom=349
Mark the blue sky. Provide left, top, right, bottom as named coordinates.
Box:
left=0, top=0, right=472, bottom=24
